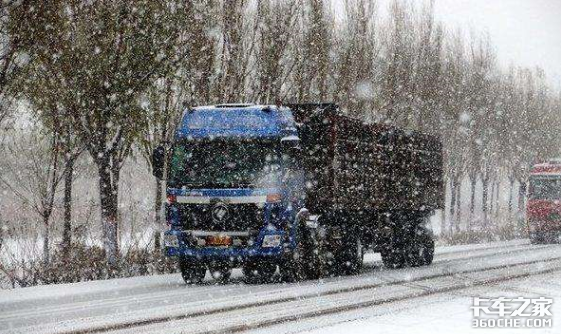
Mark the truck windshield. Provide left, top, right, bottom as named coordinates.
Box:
left=529, top=177, right=561, bottom=200
left=168, top=140, right=282, bottom=188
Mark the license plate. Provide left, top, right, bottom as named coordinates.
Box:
left=206, top=235, right=232, bottom=246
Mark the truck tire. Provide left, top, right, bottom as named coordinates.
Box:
left=243, top=261, right=276, bottom=284
left=179, top=258, right=206, bottom=284
left=381, top=226, right=434, bottom=268
left=336, top=234, right=363, bottom=275
left=280, top=225, right=322, bottom=282
left=530, top=232, right=545, bottom=244
left=280, top=244, right=321, bottom=282
left=381, top=246, right=407, bottom=269
left=209, top=262, right=232, bottom=282
left=279, top=254, right=305, bottom=282
left=408, top=229, right=434, bottom=267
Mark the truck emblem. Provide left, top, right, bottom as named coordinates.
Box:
left=212, top=202, right=229, bottom=222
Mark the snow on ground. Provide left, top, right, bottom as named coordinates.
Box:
left=281, top=270, right=561, bottom=334
left=0, top=239, right=558, bottom=334
left=0, top=228, right=158, bottom=266
left=0, top=238, right=528, bottom=300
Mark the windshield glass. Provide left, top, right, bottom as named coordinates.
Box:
left=529, top=176, right=561, bottom=200
left=168, top=139, right=282, bottom=188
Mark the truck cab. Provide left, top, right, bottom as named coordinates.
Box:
left=527, top=159, right=561, bottom=244
left=153, top=104, right=305, bottom=283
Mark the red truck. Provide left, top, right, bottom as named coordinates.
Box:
left=527, top=159, right=561, bottom=244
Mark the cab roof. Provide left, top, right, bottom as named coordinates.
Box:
left=175, top=104, right=297, bottom=140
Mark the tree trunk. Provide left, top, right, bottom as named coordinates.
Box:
left=482, top=174, right=489, bottom=230
left=0, top=212, right=3, bottom=252
left=98, top=158, right=119, bottom=265
left=111, top=162, right=121, bottom=228
left=154, top=175, right=163, bottom=224
left=518, top=180, right=527, bottom=222
left=43, top=215, right=50, bottom=264
left=468, top=174, right=476, bottom=232
left=439, top=208, right=445, bottom=237
left=62, top=158, right=74, bottom=255
left=508, top=176, right=515, bottom=218
left=489, top=177, right=495, bottom=225
left=494, top=178, right=500, bottom=220
left=154, top=177, right=162, bottom=250
left=448, top=177, right=456, bottom=236
left=455, top=181, right=462, bottom=233
left=441, top=176, right=449, bottom=237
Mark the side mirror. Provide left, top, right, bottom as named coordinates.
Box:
left=152, top=145, right=165, bottom=179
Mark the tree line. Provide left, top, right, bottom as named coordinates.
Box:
left=0, top=0, right=560, bottom=264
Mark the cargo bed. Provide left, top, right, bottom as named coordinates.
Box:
left=289, top=103, right=444, bottom=215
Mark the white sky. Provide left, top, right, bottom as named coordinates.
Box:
left=332, top=0, right=561, bottom=88
left=433, top=0, right=561, bottom=88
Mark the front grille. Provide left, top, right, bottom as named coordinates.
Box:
left=177, top=203, right=264, bottom=231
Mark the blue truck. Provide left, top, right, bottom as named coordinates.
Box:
left=152, top=103, right=444, bottom=283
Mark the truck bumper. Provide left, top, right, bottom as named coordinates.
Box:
left=528, top=220, right=561, bottom=233
left=165, top=246, right=285, bottom=259
left=163, top=230, right=289, bottom=262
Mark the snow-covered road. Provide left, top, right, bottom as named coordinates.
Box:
left=252, top=268, right=561, bottom=334
left=1, top=239, right=560, bottom=334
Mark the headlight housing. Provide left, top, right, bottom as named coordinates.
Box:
left=164, top=234, right=180, bottom=248
left=262, top=234, right=282, bottom=248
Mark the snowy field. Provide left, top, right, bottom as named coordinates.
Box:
left=1, top=239, right=560, bottom=334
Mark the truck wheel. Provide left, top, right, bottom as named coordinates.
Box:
left=380, top=246, right=407, bottom=269
left=179, top=258, right=206, bottom=284
left=336, top=235, right=363, bottom=275
left=530, top=232, right=545, bottom=244
left=209, top=262, right=232, bottom=282
left=243, top=261, right=276, bottom=284
left=279, top=258, right=303, bottom=282
left=280, top=244, right=321, bottom=282
left=280, top=226, right=322, bottom=282
left=408, top=231, right=434, bottom=267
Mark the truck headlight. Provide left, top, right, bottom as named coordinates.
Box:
left=164, top=234, right=180, bottom=248
left=262, top=234, right=281, bottom=248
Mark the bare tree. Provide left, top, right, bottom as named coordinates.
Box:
left=215, top=0, right=257, bottom=102
left=289, top=0, right=333, bottom=102
left=0, top=128, right=64, bottom=263
left=333, top=0, right=379, bottom=116
left=0, top=0, right=34, bottom=127
left=138, top=0, right=219, bottom=249
left=15, top=0, right=191, bottom=263
left=252, top=0, right=300, bottom=103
